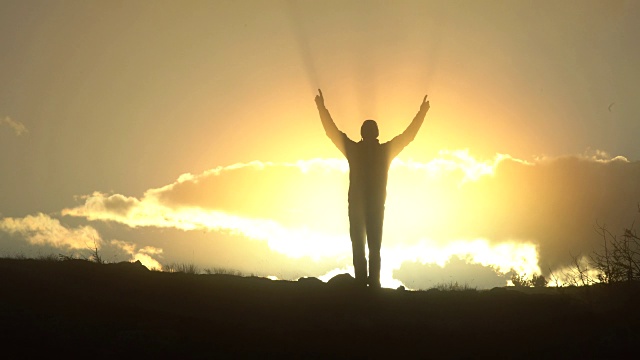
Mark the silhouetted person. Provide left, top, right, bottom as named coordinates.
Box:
left=315, top=89, right=430, bottom=288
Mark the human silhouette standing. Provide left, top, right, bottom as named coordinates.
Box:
left=315, top=89, right=430, bottom=288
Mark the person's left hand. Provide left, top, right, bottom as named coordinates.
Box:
left=420, top=94, right=430, bottom=112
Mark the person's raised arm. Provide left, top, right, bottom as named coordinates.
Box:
left=315, top=89, right=347, bottom=155
left=388, top=95, right=430, bottom=157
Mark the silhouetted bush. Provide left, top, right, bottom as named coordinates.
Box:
left=36, top=253, right=60, bottom=261
left=87, top=239, right=104, bottom=264
left=163, top=262, right=200, bottom=274
left=591, top=220, right=640, bottom=284
left=432, top=281, right=476, bottom=291
left=57, top=238, right=107, bottom=264
left=531, top=274, right=548, bottom=287
left=203, top=267, right=244, bottom=276
left=510, top=272, right=548, bottom=287
left=553, top=206, right=640, bottom=287
left=556, top=253, right=597, bottom=287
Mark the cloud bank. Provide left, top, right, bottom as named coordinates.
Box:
left=60, top=150, right=640, bottom=287
left=0, top=213, right=100, bottom=250
left=0, top=213, right=164, bottom=270
left=453, top=151, right=637, bottom=270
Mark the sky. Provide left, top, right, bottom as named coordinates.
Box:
left=2, top=0, right=640, bottom=289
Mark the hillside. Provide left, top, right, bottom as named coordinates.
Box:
left=1, top=258, right=638, bottom=358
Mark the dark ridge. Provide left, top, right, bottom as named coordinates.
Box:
left=1, top=258, right=638, bottom=358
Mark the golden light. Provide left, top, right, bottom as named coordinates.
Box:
left=64, top=149, right=545, bottom=289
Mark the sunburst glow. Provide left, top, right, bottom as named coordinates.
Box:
left=60, top=150, right=549, bottom=288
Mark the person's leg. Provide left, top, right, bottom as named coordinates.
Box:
left=365, top=206, right=385, bottom=288
left=349, top=204, right=367, bottom=286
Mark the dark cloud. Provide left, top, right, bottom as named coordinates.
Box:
left=451, top=156, right=640, bottom=272
left=100, top=193, right=138, bottom=216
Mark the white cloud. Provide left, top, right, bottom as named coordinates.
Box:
left=0, top=213, right=100, bottom=250
left=61, top=150, right=640, bottom=287
left=1, top=116, right=28, bottom=136
left=60, top=154, right=531, bottom=287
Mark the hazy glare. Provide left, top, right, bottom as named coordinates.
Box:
left=2, top=1, right=640, bottom=288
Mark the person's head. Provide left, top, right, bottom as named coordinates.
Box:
left=361, top=119, right=379, bottom=140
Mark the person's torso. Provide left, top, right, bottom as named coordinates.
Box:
left=346, top=140, right=392, bottom=204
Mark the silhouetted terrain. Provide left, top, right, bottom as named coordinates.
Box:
left=1, top=258, right=638, bottom=358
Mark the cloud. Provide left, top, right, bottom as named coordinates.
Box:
left=63, top=159, right=355, bottom=261
left=62, top=154, right=510, bottom=261
left=0, top=212, right=165, bottom=270
left=376, top=238, right=541, bottom=289
left=61, top=150, right=640, bottom=287
left=1, top=116, right=28, bottom=136
left=452, top=153, right=637, bottom=271
left=65, top=191, right=352, bottom=260
left=0, top=213, right=100, bottom=250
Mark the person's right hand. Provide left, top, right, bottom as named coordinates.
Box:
left=315, top=89, right=325, bottom=107
left=420, top=94, right=430, bottom=112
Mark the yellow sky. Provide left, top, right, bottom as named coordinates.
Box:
left=2, top=1, right=640, bottom=288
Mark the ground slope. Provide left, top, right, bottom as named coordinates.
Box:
left=1, top=258, right=638, bottom=358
